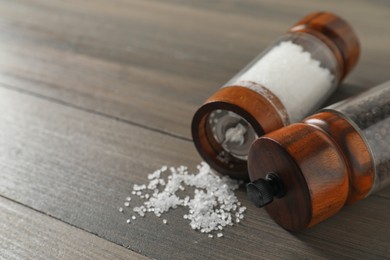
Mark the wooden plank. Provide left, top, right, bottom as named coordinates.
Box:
left=0, top=86, right=389, bottom=259
left=0, top=0, right=389, bottom=139
left=0, top=196, right=148, bottom=259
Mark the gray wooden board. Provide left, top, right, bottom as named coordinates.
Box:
left=0, top=196, right=148, bottom=259
left=1, top=0, right=390, bottom=258
left=0, top=0, right=389, bottom=140
left=0, top=86, right=389, bottom=259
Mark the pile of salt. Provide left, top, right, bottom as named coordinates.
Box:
left=118, top=162, right=246, bottom=238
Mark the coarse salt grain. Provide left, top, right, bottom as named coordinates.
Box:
left=234, top=41, right=334, bottom=123
left=120, top=162, right=245, bottom=238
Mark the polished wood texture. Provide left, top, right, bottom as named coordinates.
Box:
left=248, top=111, right=377, bottom=230
left=0, top=0, right=389, bottom=258
left=249, top=123, right=350, bottom=231
left=305, top=111, right=375, bottom=203
left=289, top=12, right=360, bottom=80
left=192, top=85, right=284, bottom=179
left=248, top=136, right=313, bottom=231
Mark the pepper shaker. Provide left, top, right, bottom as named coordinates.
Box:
left=192, top=12, right=360, bottom=179
left=247, top=81, right=390, bottom=231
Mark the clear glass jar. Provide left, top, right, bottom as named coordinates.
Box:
left=328, top=81, right=390, bottom=192
left=225, top=32, right=340, bottom=124
left=192, top=12, right=360, bottom=179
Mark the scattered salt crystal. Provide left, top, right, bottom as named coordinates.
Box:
left=133, top=206, right=146, bottom=217
left=121, top=162, right=245, bottom=238
left=124, top=202, right=130, bottom=207
left=126, top=219, right=131, bottom=224
left=147, top=179, right=159, bottom=190
left=118, top=207, right=124, bottom=213
left=133, top=184, right=146, bottom=191
left=126, top=197, right=132, bottom=201
left=148, top=170, right=161, bottom=180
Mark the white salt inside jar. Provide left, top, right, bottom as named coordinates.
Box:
left=225, top=33, right=338, bottom=124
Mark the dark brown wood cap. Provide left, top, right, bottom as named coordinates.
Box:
left=289, top=11, right=360, bottom=80
left=248, top=123, right=349, bottom=231
left=304, top=111, right=375, bottom=204
left=191, top=86, right=285, bottom=180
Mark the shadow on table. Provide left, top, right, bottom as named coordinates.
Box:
left=294, top=187, right=390, bottom=258
left=238, top=176, right=390, bottom=258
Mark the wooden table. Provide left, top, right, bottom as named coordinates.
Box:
left=1, top=0, right=389, bottom=259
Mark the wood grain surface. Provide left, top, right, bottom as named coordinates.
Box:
left=0, top=0, right=389, bottom=259
left=0, top=196, right=147, bottom=260
left=1, top=86, right=389, bottom=259
left=0, top=0, right=389, bottom=139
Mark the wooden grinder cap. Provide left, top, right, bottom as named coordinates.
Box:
left=191, top=86, right=285, bottom=180
left=248, top=123, right=350, bottom=231
left=289, top=11, right=360, bottom=80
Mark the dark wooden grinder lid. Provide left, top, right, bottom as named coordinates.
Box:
left=247, top=123, right=350, bottom=231
left=288, top=11, right=360, bottom=81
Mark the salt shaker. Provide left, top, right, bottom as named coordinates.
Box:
left=247, top=81, right=390, bottom=231
left=191, top=12, right=360, bottom=179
